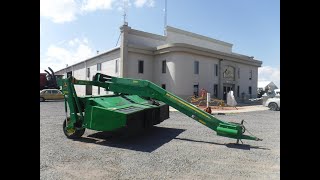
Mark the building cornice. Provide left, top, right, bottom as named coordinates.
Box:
left=166, top=26, right=233, bottom=47
left=126, top=25, right=233, bottom=47
left=127, top=44, right=154, bottom=55
left=129, top=29, right=166, bottom=41
left=155, top=43, right=262, bottom=67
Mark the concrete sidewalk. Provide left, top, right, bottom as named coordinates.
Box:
left=169, top=105, right=269, bottom=114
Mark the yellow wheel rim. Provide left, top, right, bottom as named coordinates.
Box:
left=66, top=128, right=75, bottom=134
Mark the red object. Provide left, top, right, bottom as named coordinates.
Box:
left=200, top=88, right=207, bottom=98
left=204, top=107, right=212, bottom=114
left=40, top=73, right=47, bottom=90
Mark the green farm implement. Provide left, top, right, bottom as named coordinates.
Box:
left=58, top=73, right=262, bottom=143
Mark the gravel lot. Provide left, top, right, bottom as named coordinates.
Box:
left=40, top=101, right=280, bottom=180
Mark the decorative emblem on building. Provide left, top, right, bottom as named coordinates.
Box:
left=223, top=66, right=235, bottom=80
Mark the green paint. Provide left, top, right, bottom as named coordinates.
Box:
left=58, top=73, right=261, bottom=142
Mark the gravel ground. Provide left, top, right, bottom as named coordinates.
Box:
left=40, top=101, right=280, bottom=180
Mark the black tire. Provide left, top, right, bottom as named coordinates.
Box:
left=268, top=102, right=278, bottom=111
left=63, top=118, right=85, bottom=139
left=40, top=97, right=45, bottom=102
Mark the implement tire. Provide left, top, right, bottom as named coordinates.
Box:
left=63, top=118, right=85, bottom=139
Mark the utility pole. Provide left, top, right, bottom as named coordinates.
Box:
left=123, top=0, right=128, bottom=25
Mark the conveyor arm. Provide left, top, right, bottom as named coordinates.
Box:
left=93, top=73, right=261, bottom=142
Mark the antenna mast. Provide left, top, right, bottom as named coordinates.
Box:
left=123, top=0, right=128, bottom=25
left=164, top=0, right=167, bottom=35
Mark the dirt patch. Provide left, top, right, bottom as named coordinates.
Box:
left=197, top=105, right=241, bottom=111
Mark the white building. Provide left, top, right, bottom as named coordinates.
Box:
left=56, top=24, right=262, bottom=101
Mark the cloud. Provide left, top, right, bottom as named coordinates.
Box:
left=41, top=0, right=155, bottom=23
left=258, top=66, right=280, bottom=88
left=40, top=0, right=79, bottom=23
left=68, top=38, right=83, bottom=46
left=40, top=38, right=95, bottom=73
left=81, top=0, right=114, bottom=12
left=134, top=0, right=155, bottom=8
left=116, top=0, right=131, bottom=12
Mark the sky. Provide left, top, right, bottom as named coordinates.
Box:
left=40, top=0, right=280, bottom=87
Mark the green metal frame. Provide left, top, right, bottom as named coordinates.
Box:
left=58, top=73, right=262, bottom=142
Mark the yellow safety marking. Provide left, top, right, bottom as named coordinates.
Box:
left=165, top=93, right=211, bottom=119
left=199, top=120, right=206, bottom=125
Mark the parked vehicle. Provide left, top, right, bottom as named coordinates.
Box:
left=40, top=73, right=47, bottom=90
left=40, top=89, right=64, bottom=102
left=264, top=90, right=280, bottom=111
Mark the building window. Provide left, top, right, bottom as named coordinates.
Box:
left=237, top=86, right=240, bottom=97
left=86, top=85, right=92, bottom=95
left=215, top=64, right=218, bottom=76
left=115, top=60, right=118, bottom=73
left=87, top=68, right=90, bottom=78
left=214, top=84, right=218, bottom=98
left=67, top=71, right=72, bottom=78
left=238, top=68, right=240, bottom=79
left=194, top=61, right=199, bottom=74
left=138, top=60, right=144, bottom=74
left=249, top=86, right=252, bottom=94
left=162, top=60, right=166, bottom=73
left=97, top=63, right=101, bottom=71
left=161, top=84, right=166, bottom=89
left=193, top=84, right=199, bottom=96
left=249, top=70, right=252, bottom=80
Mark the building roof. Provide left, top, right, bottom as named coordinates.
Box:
left=55, top=46, right=120, bottom=74
left=154, top=43, right=262, bottom=66
left=166, top=26, right=233, bottom=47
left=258, top=81, right=277, bottom=88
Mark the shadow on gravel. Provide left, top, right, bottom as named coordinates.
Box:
left=73, top=126, right=185, bottom=153
left=40, top=100, right=65, bottom=103
left=174, top=138, right=270, bottom=151
left=225, top=143, right=270, bottom=150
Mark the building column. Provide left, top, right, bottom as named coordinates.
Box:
left=218, top=59, right=223, bottom=99
left=120, top=24, right=130, bottom=78
left=71, top=65, right=74, bottom=78
left=84, top=61, right=87, bottom=80
left=65, top=64, right=68, bottom=78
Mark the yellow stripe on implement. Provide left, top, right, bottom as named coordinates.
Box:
left=165, top=93, right=211, bottom=119
left=199, top=120, right=206, bottom=125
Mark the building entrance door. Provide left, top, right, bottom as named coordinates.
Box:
left=223, top=85, right=233, bottom=100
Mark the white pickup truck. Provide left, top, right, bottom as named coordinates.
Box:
left=264, top=89, right=280, bottom=111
